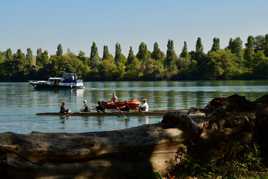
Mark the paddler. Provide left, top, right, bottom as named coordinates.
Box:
left=139, top=99, right=149, bottom=112
left=96, top=101, right=106, bottom=113
left=81, top=100, right=89, bottom=112
left=111, top=92, right=118, bottom=102
left=60, top=102, right=69, bottom=114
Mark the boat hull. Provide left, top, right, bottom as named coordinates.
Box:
left=36, top=110, right=191, bottom=117
left=30, top=83, right=84, bottom=90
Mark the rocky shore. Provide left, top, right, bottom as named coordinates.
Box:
left=0, top=94, right=268, bottom=178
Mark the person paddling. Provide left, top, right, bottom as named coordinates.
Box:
left=60, top=102, right=69, bottom=114
left=111, top=92, right=118, bottom=102
left=81, top=100, right=89, bottom=112
left=96, top=101, right=105, bottom=113
left=139, top=99, right=149, bottom=112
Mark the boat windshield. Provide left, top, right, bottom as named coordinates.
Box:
left=48, top=77, right=63, bottom=82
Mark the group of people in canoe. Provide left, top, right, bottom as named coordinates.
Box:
left=60, top=92, right=149, bottom=114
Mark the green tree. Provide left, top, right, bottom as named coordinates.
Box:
left=229, top=37, right=243, bottom=57
left=178, top=41, right=191, bottom=73
left=206, top=50, right=240, bottom=79
left=36, top=48, right=42, bottom=67
left=136, top=42, right=150, bottom=62
left=5, top=48, right=13, bottom=61
left=114, top=43, right=126, bottom=64
left=114, top=43, right=126, bottom=79
left=227, top=38, right=233, bottom=50
left=102, top=45, right=113, bottom=60
left=253, top=53, right=268, bottom=79
left=41, top=51, right=50, bottom=66
left=143, top=59, right=164, bottom=80
left=164, top=40, right=178, bottom=78
left=180, top=41, right=190, bottom=59
left=210, top=38, right=220, bottom=52
left=0, top=52, right=3, bottom=64
left=56, top=44, right=63, bottom=56
left=89, top=42, right=100, bottom=73
left=77, top=50, right=87, bottom=64
left=48, top=53, right=89, bottom=78
left=254, top=35, right=265, bottom=51
left=264, top=34, right=268, bottom=56
left=127, top=47, right=135, bottom=65
left=151, top=42, right=164, bottom=61
left=99, top=45, right=116, bottom=79
left=196, top=37, right=204, bottom=54
left=26, top=48, right=34, bottom=65
left=244, top=36, right=255, bottom=67
left=125, top=54, right=142, bottom=80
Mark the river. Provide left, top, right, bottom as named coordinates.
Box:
left=0, top=81, right=267, bottom=134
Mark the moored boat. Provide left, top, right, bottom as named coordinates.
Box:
left=29, top=73, right=84, bottom=90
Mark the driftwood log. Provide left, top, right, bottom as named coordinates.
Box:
left=0, top=123, right=188, bottom=178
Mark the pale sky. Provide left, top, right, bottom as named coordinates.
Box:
left=0, top=0, right=268, bottom=55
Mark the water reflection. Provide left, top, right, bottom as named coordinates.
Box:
left=0, top=81, right=267, bottom=134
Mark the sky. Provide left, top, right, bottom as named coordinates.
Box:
left=0, top=0, right=268, bottom=55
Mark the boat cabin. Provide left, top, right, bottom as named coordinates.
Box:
left=48, top=77, right=63, bottom=85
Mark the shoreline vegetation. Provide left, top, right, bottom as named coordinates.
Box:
left=0, top=35, right=268, bottom=82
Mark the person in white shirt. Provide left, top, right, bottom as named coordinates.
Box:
left=139, top=99, right=149, bottom=112
left=111, top=92, right=118, bottom=102
left=80, top=100, right=89, bottom=112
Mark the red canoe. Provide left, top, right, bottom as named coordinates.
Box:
left=102, top=99, right=141, bottom=110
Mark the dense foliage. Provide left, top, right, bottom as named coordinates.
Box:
left=0, top=35, right=268, bottom=81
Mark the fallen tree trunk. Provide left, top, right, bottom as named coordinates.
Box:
left=0, top=123, right=186, bottom=178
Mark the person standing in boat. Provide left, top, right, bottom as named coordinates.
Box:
left=60, top=102, right=69, bottom=114
left=81, top=100, right=89, bottom=112
left=139, top=99, right=149, bottom=112
left=111, top=92, right=118, bottom=102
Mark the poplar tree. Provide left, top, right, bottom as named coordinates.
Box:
left=26, top=48, right=33, bottom=65
left=229, top=37, right=243, bottom=58
left=196, top=37, right=204, bottom=54
left=136, top=42, right=150, bottom=62
left=165, top=40, right=177, bottom=68
left=5, top=48, right=13, bottom=61
left=56, top=44, right=63, bottom=56
left=264, top=34, right=268, bottom=56
left=114, top=43, right=126, bottom=79
left=114, top=43, right=126, bottom=65
left=127, top=46, right=135, bottom=65
left=126, top=46, right=141, bottom=79
left=41, top=51, right=49, bottom=66
left=244, top=36, right=255, bottom=66
left=102, top=45, right=112, bottom=60
left=100, top=45, right=116, bottom=79
left=151, top=42, right=164, bottom=61
left=164, top=40, right=178, bottom=78
left=89, top=42, right=100, bottom=69
left=180, top=41, right=190, bottom=58
left=211, top=38, right=220, bottom=52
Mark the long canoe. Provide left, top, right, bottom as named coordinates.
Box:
left=36, top=109, right=206, bottom=118
left=36, top=110, right=190, bottom=117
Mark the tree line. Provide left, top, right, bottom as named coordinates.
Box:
left=0, top=34, right=268, bottom=81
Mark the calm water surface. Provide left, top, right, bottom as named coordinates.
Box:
left=0, top=81, right=267, bottom=134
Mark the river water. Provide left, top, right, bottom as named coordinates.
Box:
left=0, top=81, right=267, bottom=134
